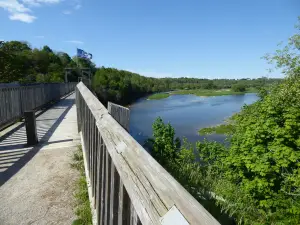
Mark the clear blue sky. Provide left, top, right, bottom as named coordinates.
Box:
left=0, top=0, right=299, bottom=79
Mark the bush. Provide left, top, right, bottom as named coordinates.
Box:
left=231, top=84, right=246, bottom=92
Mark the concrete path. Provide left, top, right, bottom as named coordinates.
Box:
left=0, top=93, right=80, bottom=225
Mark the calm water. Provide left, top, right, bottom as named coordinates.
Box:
left=129, top=93, right=258, bottom=145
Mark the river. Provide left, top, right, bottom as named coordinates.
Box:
left=129, top=93, right=258, bottom=145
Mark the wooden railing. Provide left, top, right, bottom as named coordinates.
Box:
left=108, top=102, right=130, bottom=131
left=76, top=82, right=220, bottom=225
left=0, top=82, right=76, bottom=129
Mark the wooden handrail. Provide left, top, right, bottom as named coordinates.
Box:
left=0, top=82, right=77, bottom=129
left=76, top=82, right=220, bottom=225
left=107, top=102, right=130, bottom=131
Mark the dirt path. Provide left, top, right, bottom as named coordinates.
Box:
left=0, top=93, right=80, bottom=225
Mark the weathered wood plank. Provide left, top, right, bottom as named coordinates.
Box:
left=104, top=149, right=112, bottom=225
left=92, top=123, right=98, bottom=199
left=108, top=102, right=130, bottom=131
left=130, top=202, right=138, bottom=225
left=100, top=145, right=106, bottom=225
left=117, top=181, right=124, bottom=225
left=109, top=163, right=119, bottom=225
left=0, top=83, right=76, bottom=129
left=118, top=182, right=131, bottom=225
left=76, top=82, right=220, bottom=225
left=96, top=134, right=103, bottom=224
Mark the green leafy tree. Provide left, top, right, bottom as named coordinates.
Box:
left=231, top=83, right=246, bottom=92
left=147, top=117, right=235, bottom=224
left=0, top=40, right=93, bottom=83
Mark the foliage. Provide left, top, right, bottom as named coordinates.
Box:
left=92, top=66, right=280, bottom=106
left=147, top=17, right=300, bottom=225
left=231, top=83, right=246, bottom=92
left=71, top=146, right=92, bottom=225
left=199, top=123, right=235, bottom=135
left=0, top=41, right=95, bottom=83
left=146, top=118, right=235, bottom=224
left=148, top=93, right=170, bottom=100
left=172, top=88, right=254, bottom=96
left=208, top=18, right=300, bottom=224
left=197, top=17, right=300, bottom=224
left=146, top=117, right=181, bottom=166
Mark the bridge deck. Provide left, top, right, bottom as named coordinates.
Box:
left=0, top=93, right=80, bottom=225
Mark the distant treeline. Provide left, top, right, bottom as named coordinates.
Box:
left=92, top=67, right=281, bottom=105
left=0, top=40, right=281, bottom=106
left=0, top=41, right=96, bottom=83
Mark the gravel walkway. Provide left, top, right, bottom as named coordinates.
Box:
left=0, top=93, right=80, bottom=225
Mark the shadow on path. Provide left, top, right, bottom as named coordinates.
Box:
left=0, top=97, right=75, bottom=186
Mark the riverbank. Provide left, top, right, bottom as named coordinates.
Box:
left=172, top=88, right=257, bottom=97
left=147, top=88, right=258, bottom=100
left=199, top=123, right=235, bottom=135
left=147, top=93, right=170, bottom=100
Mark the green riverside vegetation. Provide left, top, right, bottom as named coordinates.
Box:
left=172, top=88, right=253, bottom=96
left=149, top=87, right=260, bottom=100
left=146, top=17, right=300, bottom=225
left=91, top=68, right=278, bottom=106
left=71, top=146, right=92, bottom=225
left=147, top=93, right=170, bottom=100
left=198, top=123, right=235, bottom=135
left=0, top=40, right=279, bottom=106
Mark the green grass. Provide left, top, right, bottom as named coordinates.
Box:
left=147, top=88, right=258, bottom=100
left=199, top=124, right=235, bottom=135
left=148, top=93, right=170, bottom=100
left=172, top=89, right=241, bottom=96
left=71, top=146, right=92, bottom=225
left=172, top=88, right=258, bottom=97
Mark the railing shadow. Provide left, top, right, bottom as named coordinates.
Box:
left=0, top=97, right=74, bottom=186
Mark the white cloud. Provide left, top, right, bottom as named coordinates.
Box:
left=74, top=4, right=80, bottom=9
left=0, top=0, right=30, bottom=13
left=0, top=0, right=62, bottom=22
left=0, top=0, right=34, bottom=22
left=62, top=1, right=81, bottom=15
left=66, top=40, right=84, bottom=44
left=35, top=35, right=44, bottom=38
left=21, top=0, right=60, bottom=7
left=9, top=12, right=36, bottom=22
left=62, top=10, right=71, bottom=14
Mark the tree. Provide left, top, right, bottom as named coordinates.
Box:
left=0, top=40, right=92, bottom=83
left=42, top=45, right=53, bottom=53
left=1, top=41, right=31, bottom=52
left=208, top=17, right=300, bottom=224
left=231, top=83, right=246, bottom=92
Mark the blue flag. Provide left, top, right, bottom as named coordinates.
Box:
left=77, top=48, right=92, bottom=60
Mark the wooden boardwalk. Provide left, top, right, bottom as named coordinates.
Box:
left=0, top=82, right=220, bottom=225
left=0, top=93, right=80, bottom=225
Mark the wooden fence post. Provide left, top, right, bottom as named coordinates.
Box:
left=24, top=110, right=38, bottom=145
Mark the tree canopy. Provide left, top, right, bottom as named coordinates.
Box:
left=0, top=41, right=95, bottom=83
left=92, top=67, right=280, bottom=106
left=231, top=83, right=246, bottom=92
